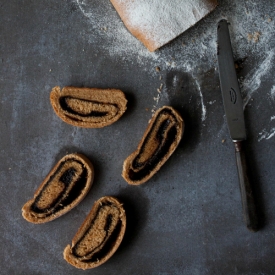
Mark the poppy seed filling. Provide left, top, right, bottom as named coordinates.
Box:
left=30, top=159, right=88, bottom=216
left=72, top=201, right=122, bottom=262
left=129, top=109, right=180, bottom=181
left=59, top=96, right=119, bottom=118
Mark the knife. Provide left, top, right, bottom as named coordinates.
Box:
left=217, top=19, right=258, bottom=232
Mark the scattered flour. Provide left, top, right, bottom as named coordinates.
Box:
left=76, top=0, right=159, bottom=60
left=195, top=79, right=207, bottom=122
left=110, top=0, right=218, bottom=51
left=75, top=0, right=275, bottom=141
left=257, top=114, right=275, bottom=142
left=75, top=0, right=275, bottom=73
left=242, top=50, right=275, bottom=108
left=270, top=85, right=275, bottom=100
left=258, top=115, right=275, bottom=142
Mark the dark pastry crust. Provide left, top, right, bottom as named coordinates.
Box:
left=122, top=106, right=184, bottom=185
left=22, top=153, right=94, bottom=224
left=50, top=86, right=127, bottom=128
left=63, top=196, right=126, bottom=270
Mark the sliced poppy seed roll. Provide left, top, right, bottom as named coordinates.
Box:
left=63, top=196, right=126, bottom=270
left=122, top=106, right=184, bottom=185
left=22, top=153, right=94, bottom=224
left=50, top=86, right=127, bottom=128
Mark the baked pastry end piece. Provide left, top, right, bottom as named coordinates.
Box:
left=63, top=196, right=126, bottom=270
left=110, top=0, right=218, bottom=51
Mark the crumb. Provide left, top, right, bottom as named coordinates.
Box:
left=157, top=89, right=161, bottom=93
left=247, top=32, right=261, bottom=43
left=253, top=31, right=261, bottom=43
left=153, top=95, right=160, bottom=101
left=49, top=69, right=52, bottom=72
left=159, top=76, right=162, bottom=80
left=155, top=66, right=161, bottom=72
left=9, top=168, right=11, bottom=170
left=222, top=139, right=226, bottom=144
left=267, top=18, right=272, bottom=23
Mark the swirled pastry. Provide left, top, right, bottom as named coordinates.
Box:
left=22, top=153, right=94, bottom=223
left=50, top=86, right=127, bottom=128
left=122, top=106, right=184, bottom=185
left=64, top=196, right=126, bottom=270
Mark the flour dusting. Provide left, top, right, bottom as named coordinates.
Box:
left=75, top=0, right=275, bottom=129
left=75, top=0, right=275, bottom=71
left=195, top=79, right=207, bottom=122
left=258, top=128, right=275, bottom=142
left=110, top=0, right=218, bottom=51
left=76, top=0, right=159, bottom=60
left=242, top=50, right=275, bottom=108
left=270, top=85, right=275, bottom=100
left=258, top=109, right=275, bottom=142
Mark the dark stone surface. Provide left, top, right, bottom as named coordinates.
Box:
left=1, top=0, right=275, bottom=274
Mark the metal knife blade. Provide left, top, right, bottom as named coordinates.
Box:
left=217, top=19, right=246, bottom=141
left=217, top=19, right=259, bottom=232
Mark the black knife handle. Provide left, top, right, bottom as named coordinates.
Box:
left=234, top=141, right=258, bottom=232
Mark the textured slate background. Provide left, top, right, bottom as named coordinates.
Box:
left=1, top=0, right=275, bottom=274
